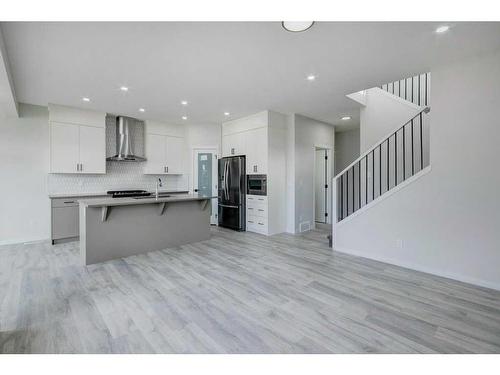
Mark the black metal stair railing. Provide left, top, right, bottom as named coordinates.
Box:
left=335, top=106, right=430, bottom=222
left=380, top=73, right=431, bottom=107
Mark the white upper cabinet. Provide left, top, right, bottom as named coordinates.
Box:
left=222, top=132, right=246, bottom=157
left=49, top=104, right=106, bottom=174
left=144, top=133, right=166, bottom=174
left=78, top=125, right=106, bottom=174
left=144, top=121, right=185, bottom=175
left=245, top=127, right=268, bottom=175
left=50, top=122, right=80, bottom=173
left=165, top=136, right=184, bottom=174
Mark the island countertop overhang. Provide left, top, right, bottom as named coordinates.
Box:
left=78, top=193, right=216, bottom=208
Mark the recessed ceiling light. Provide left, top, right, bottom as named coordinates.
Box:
left=224, top=112, right=230, bottom=116
left=282, top=21, right=315, bottom=33
left=82, top=97, right=90, bottom=102
left=120, top=86, right=129, bottom=92
left=182, top=116, right=187, bottom=120
left=435, top=25, right=450, bottom=33
left=341, top=116, right=351, bottom=121
left=307, top=75, right=316, bottom=81
left=139, top=108, right=145, bottom=112
left=181, top=100, right=188, bottom=106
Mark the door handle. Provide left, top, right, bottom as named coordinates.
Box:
left=219, top=204, right=239, bottom=209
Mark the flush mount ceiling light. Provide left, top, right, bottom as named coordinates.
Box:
left=341, top=116, right=351, bottom=121
left=120, top=86, right=129, bottom=92
left=139, top=108, right=145, bottom=112
left=182, top=116, right=188, bottom=120
left=224, top=112, right=230, bottom=116
left=82, top=97, right=90, bottom=102
left=435, top=25, right=450, bottom=33
left=181, top=100, right=188, bottom=106
left=282, top=21, right=315, bottom=33
left=307, top=75, right=316, bottom=81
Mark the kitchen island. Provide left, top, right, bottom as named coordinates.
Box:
left=79, top=194, right=215, bottom=265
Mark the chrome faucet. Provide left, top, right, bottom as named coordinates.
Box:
left=155, top=178, right=163, bottom=200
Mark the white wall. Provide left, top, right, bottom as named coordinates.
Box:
left=0, top=104, right=50, bottom=244
left=291, top=114, right=335, bottom=233
left=336, top=51, right=500, bottom=290
left=335, top=128, right=360, bottom=175
left=360, top=88, right=420, bottom=153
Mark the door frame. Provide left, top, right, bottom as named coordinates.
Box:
left=312, top=145, right=333, bottom=227
left=191, top=146, right=219, bottom=225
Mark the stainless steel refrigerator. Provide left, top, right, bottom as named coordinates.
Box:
left=218, top=156, right=246, bottom=231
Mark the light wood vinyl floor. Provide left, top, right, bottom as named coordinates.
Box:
left=1, top=227, right=500, bottom=353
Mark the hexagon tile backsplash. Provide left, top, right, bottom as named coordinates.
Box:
left=47, top=162, right=187, bottom=195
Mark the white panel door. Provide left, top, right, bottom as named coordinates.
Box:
left=144, top=133, right=167, bottom=174
left=50, top=122, right=80, bottom=173
left=315, top=149, right=327, bottom=223
left=165, top=136, right=184, bottom=174
left=79, top=125, right=106, bottom=174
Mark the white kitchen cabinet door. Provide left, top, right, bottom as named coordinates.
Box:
left=245, top=127, right=267, bottom=174
left=79, top=125, right=106, bottom=174
left=222, top=134, right=232, bottom=157
left=165, top=136, right=184, bottom=174
left=223, top=132, right=246, bottom=157
left=144, top=133, right=167, bottom=174
left=255, top=127, right=268, bottom=174
left=50, top=122, right=80, bottom=173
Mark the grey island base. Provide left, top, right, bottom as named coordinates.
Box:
left=79, top=194, right=215, bottom=265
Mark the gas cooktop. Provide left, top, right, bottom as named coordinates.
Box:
left=106, top=190, right=152, bottom=198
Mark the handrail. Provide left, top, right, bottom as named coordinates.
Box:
left=334, top=106, right=430, bottom=181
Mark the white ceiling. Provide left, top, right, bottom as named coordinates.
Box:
left=1, top=22, right=500, bottom=130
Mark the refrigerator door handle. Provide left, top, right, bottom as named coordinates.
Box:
left=224, top=161, right=229, bottom=201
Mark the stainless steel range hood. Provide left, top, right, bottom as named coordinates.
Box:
left=106, top=116, right=146, bottom=162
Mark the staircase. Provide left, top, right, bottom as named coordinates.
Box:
left=333, top=74, right=432, bottom=241
left=380, top=72, right=430, bottom=107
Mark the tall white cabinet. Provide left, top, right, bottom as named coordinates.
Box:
left=222, top=110, right=287, bottom=235
left=144, top=120, right=185, bottom=175
left=49, top=104, right=106, bottom=174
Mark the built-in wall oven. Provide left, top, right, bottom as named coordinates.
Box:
left=247, top=174, right=267, bottom=196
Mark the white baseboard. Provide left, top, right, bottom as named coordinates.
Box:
left=0, top=237, right=50, bottom=246
left=334, top=246, right=500, bottom=292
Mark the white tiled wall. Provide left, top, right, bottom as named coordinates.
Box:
left=47, top=115, right=187, bottom=194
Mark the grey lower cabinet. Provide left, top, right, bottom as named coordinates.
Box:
left=50, top=196, right=106, bottom=243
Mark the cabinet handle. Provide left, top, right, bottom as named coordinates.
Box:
left=164, top=166, right=166, bottom=173
left=166, top=166, right=169, bottom=173
left=231, top=148, right=235, bottom=155
left=254, top=165, right=257, bottom=172
left=63, top=201, right=75, bottom=204
left=258, top=222, right=264, bottom=226
left=248, top=220, right=254, bottom=223
left=248, top=207, right=254, bottom=210
left=258, top=209, right=264, bottom=212
left=80, top=163, right=83, bottom=172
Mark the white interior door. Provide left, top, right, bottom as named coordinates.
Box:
left=315, top=149, right=327, bottom=223
left=193, top=149, right=218, bottom=225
